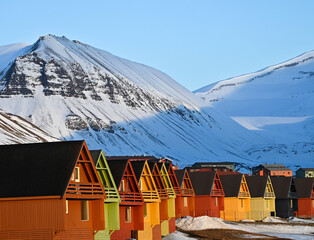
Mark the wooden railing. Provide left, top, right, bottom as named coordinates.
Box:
left=166, top=187, right=176, bottom=198
left=211, top=189, right=224, bottom=196
left=157, top=188, right=168, bottom=199
left=141, top=190, right=159, bottom=201
left=119, top=191, right=143, bottom=203
left=174, top=187, right=182, bottom=196
left=264, top=192, right=275, bottom=198
left=238, top=191, right=250, bottom=198
left=104, top=187, right=120, bottom=200
left=181, top=188, right=194, bottom=196
left=66, top=182, right=104, bottom=197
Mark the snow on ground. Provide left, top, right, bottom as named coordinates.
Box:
left=262, top=216, right=286, bottom=223
left=176, top=216, right=314, bottom=240
left=162, top=231, right=196, bottom=240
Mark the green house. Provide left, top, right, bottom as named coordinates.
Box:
left=90, top=150, right=121, bottom=240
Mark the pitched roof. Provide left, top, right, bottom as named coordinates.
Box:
left=106, top=159, right=128, bottom=187
left=270, top=176, right=294, bottom=199
left=90, top=150, right=102, bottom=165
left=294, top=178, right=314, bottom=198
left=148, top=161, right=157, bottom=173
left=130, top=160, right=146, bottom=181
left=220, top=174, right=243, bottom=197
left=298, top=168, right=314, bottom=171
left=174, top=169, right=185, bottom=186
left=261, top=164, right=291, bottom=171
left=189, top=171, right=216, bottom=195
left=0, top=141, right=84, bottom=198
left=106, top=155, right=157, bottom=160
left=246, top=176, right=268, bottom=197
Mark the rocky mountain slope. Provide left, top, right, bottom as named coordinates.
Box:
left=0, top=35, right=265, bottom=167
left=195, top=52, right=314, bottom=167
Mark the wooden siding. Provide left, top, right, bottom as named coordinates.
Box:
left=297, top=198, right=314, bottom=219
left=168, top=217, right=176, bottom=233
left=250, top=198, right=276, bottom=220
left=138, top=202, right=160, bottom=240
left=139, top=161, right=160, bottom=202
left=0, top=198, right=65, bottom=231
left=194, top=196, right=224, bottom=218
left=224, top=197, right=251, bottom=221
left=54, top=229, right=93, bottom=240
left=0, top=230, right=53, bottom=240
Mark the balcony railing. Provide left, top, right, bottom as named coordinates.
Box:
left=166, top=187, right=176, bottom=198
left=238, top=191, right=250, bottom=198
left=173, top=187, right=182, bottom=196
left=119, top=191, right=143, bottom=203
left=157, top=188, right=168, bottom=199
left=181, top=188, right=194, bottom=196
left=211, top=189, right=224, bottom=196
left=264, top=192, right=275, bottom=198
left=66, top=182, right=104, bottom=197
left=104, top=187, right=120, bottom=200
left=141, top=190, right=159, bottom=201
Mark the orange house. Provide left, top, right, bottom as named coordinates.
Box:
left=189, top=171, right=225, bottom=218
left=174, top=169, right=195, bottom=219
left=294, top=178, right=314, bottom=219
left=253, top=164, right=292, bottom=177
left=0, top=141, right=106, bottom=240
left=106, top=158, right=144, bottom=240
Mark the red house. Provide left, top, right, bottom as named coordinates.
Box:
left=0, top=141, right=106, bottom=240
left=294, top=178, right=314, bottom=219
left=189, top=171, right=225, bottom=218
left=106, top=158, right=144, bottom=240
left=174, top=169, right=195, bottom=219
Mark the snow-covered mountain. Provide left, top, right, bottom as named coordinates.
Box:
left=0, top=109, right=57, bottom=144
left=195, top=52, right=314, bottom=167
left=0, top=34, right=265, bottom=168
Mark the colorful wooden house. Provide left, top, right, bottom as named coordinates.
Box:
left=90, top=150, right=121, bottom=240
left=220, top=174, right=251, bottom=221
left=296, top=168, right=314, bottom=178
left=174, top=169, right=196, bottom=219
left=131, top=160, right=161, bottom=240
left=106, top=158, right=144, bottom=240
left=253, top=164, right=292, bottom=177
left=294, top=178, right=314, bottom=219
left=246, top=175, right=276, bottom=220
left=189, top=171, right=225, bottom=218
left=271, top=176, right=298, bottom=218
left=156, top=162, right=176, bottom=235
left=0, top=141, right=106, bottom=240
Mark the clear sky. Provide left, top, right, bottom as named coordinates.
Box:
left=1, top=1, right=314, bottom=91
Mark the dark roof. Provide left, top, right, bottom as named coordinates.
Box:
left=246, top=176, right=268, bottom=197
left=298, top=168, right=314, bottom=171
left=270, top=176, right=294, bottom=199
left=261, top=164, right=291, bottom=171
left=220, top=174, right=243, bottom=197
left=106, top=159, right=128, bottom=187
left=174, top=169, right=185, bottom=186
left=147, top=161, right=157, bottom=173
left=130, top=161, right=146, bottom=181
left=0, top=141, right=84, bottom=198
left=189, top=171, right=216, bottom=195
left=294, top=178, right=314, bottom=198
left=106, top=155, right=157, bottom=160
left=90, top=150, right=102, bottom=165
left=157, top=162, right=164, bottom=172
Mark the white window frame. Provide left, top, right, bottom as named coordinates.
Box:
left=66, top=200, right=69, bottom=214
left=74, top=167, right=80, bottom=182
left=184, top=197, right=188, bottom=207
left=81, top=200, right=89, bottom=221
left=125, top=206, right=132, bottom=223
left=120, top=179, right=125, bottom=191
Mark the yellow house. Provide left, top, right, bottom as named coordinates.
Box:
left=157, top=162, right=176, bottom=236
left=131, top=160, right=161, bottom=240
left=246, top=175, right=276, bottom=220
left=220, top=174, right=251, bottom=221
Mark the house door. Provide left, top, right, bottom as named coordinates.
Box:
left=131, top=230, right=138, bottom=239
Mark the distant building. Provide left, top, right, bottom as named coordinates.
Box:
left=252, top=164, right=292, bottom=177
left=192, top=162, right=235, bottom=171
left=296, top=168, right=314, bottom=178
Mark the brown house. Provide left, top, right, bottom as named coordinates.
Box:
left=0, top=141, right=106, bottom=240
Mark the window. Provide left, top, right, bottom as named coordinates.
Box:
left=184, top=197, right=188, bottom=207
left=266, top=199, right=269, bottom=208
left=283, top=171, right=285, bottom=174
left=120, top=180, right=125, bottom=191
left=125, top=206, right=132, bottom=223
left=81, top=200, right=89, bottom=221
left=312, top=200, right=314, bottom=208
left=144, top=203, right=148, bottom=218
left=66, top=200, right=69, bottom=214
left=241, top=199, right=244, bottom=208
left=214, top=197, right=218, bottom=207
left=290, top=199, right=293, bottom=208
left=74, top=167, right=80, bottom=182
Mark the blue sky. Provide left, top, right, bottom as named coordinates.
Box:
left=1, top=1, right=314, bottom=90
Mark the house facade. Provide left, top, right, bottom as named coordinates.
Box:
left=296, top=168, right=314, bottom=178
left=253, top=164, right=292, bottom=177
left=294, top=178, right=314, bottom=219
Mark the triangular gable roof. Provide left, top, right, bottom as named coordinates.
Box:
left=220, top=174, right=249, bottom=198
left=131, top=161, right=146, bottom=182
left=157, top=162, right=176, bottom=198
left=148, top=161, right=168, bottom=199
left=90, top=150, right=120, bottom=202
left=189, top=171, right=216, bottom=196
left=246, top=175, right=268, bottom=198
left=165, top=163, right=181, bottom=196
left=271, top=176, right=297, bottom=199
left=0, top=141, right=103, bottom=199
left=294, top=178, right=314, bottom=198
left=174, top=169, right=195, bottom=196
left=106, top=159, right=129, bottom=188
left=174, top=169, right=185, bottom=187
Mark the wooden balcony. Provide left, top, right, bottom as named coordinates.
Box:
left=104, top=187, right=120, bottom=202
left=157, top=188, right=168, bottom=199
left=181, top=188, right=194, bottom=196
left=119, top=191, right=143, bottom=205
left=238, top=191, right=250, bottom=198
left=211, top=189, right=224, bottom=196
left=264, top=191, right=275, bottom=198
left=173, top=187, right=182, bottom=196
left=166, top=187, right=176, bottom=198
left=141, top=190, right=160, bottom=202
left=66, top=182, right=104, bottom=199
